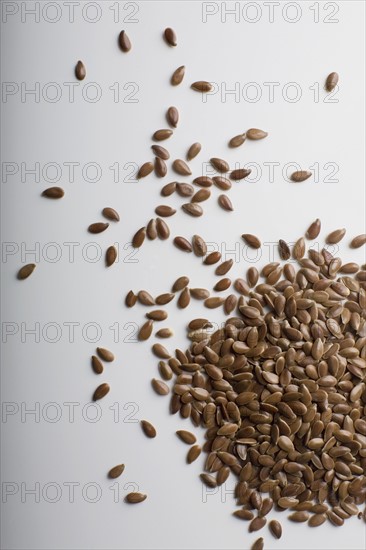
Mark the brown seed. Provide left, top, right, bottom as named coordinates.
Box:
left=125, top=492, right=147, bottom=504
left=108, top=464, right=125, bottom=479
left=191, top=189, right=211, bottom=203
left=141, top=420, right=156, bottom=438
left=153, top=129, right=173, bottom=141
left=17, top=264, right=36, bottom=280
left=187, top=142, right=201, bottom=161
left=137, top=162, right=154, bottom=179
left=174, top=236, right=192, bottom=252
left=213, top=176, right=232, bottom=190
left=288, top=511, right=309, bottom=522
left=155, top=205, right=176, bottom=217
left=326, top=228, right=346, bottom=244
left=251, top=538, right=264, bottom=550
left=291, top=170, right=312, bottom=182
left=176, top=430, right=197, bottom=444
left=151, top=378, right=169, bottom=396
left=279, top=239, right=291, bottom=260
left=118, top=30, right=131, bottom=52
left=269, top=520, right=282, bottom=539
left=249, top=516, right=267, bottom=532
left=178, top=287, right=190, bottom=308
left=106, top=246, right=117, bottom=267
left=156, top=218, right=170, bottom=239
left=191, top=81, right=212, bottom=92
left=161, top=182, right=177, bottom=197
left=246, top=128, right=268, bottom=140
left=172, top=159, right=192, bottom=176
left=138, top=290, right=155, bottom=306
left=42, top=186, right=64, bottom=199
left=138, top=320, right=153, bottom=341
left=176, top=183, right=194, bottom=197
left=247, top=267, right=259, bottom=287
left=146, top=310, right=168, bottom=321
left=293, top=237, right=305, bottom=259
left=164, top=27, right=177, bottom=46
left=193, top=176, right=213, bottom=188
left=214, top=278, right=231, bottom=292
left=200, top=473, right=217, bottom=488
left=192, top=235, right=207, bottom=257
left=171, top=65, right=185, bottom=86
left=154, top=157, right=167, bottom=178
left=125, top=290, right=137, bottom=308
left=152, top=145, right=170, bottom=160
left=218, top=195, right=233, bottom=211
left=308, top=514, right=327, bottom=527
left=350, top=234, right=366, bottom=248
left=182, top=203, right=203, bottom=217
left=132, top=227, right=146, bottom=248
left=166, top=106, right=179, bottom=128
left=187, top=445, right=202, bottom=463
left=211, top=158, right=229, bottom=173
left=75, top=60, right=86, bottom=81
left=224, top=294, right=237, bottom=315
left=88, top=222, right=109, bottom=234
left=102, top=207, right=120, bottom=222
left=155, top=293, right=175, bottom=305
left=155, top=328, right=173, bottom=338
left=229, top=133, right=246, bottom=148
left=325, top=71, right=339, bottom=91
left=204, top=251, right=221, bottom=265
left=242, top=234, right=261, bottom=249
left=230, top=168, right=251, bottom=180
left=172, top=276, right=189, bottom=292
left=190, top=288, right=209, bottom=300
left=204, top=297, right=225, bottom=309
left=97, top=347, right=114, bottom=362
left=215, top=259, right=234, bottom=276
left=93, top=383, right=110, bottom=401
left=152, top=343, right=170, bottom=359
left=91, top=356, right=103, bottom=375
left=306, top=218, right=321, bottom=239
left=146, top=219, right=158, bottom=240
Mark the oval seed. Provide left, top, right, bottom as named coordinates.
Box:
left=191, top=81, right=212, bottom=92
left=172, top=159, right=192, bottom=175
left=118, top=30, right=131, bottom=52
left=138, top=320, right=153, bottom=341
left=88, top=222, right=109, bottom=234
left=325, top=71, right=339, bottom=91
left=137, top=161, right=154, bottom=178
left=306, top=218, right=321, bottom=239
left=153, top=129, right=173, bottom=141
left=350, top=234, right=366, bottom=248
left=187, top=142, right=201, bottom=160
left=230, top=168, right=251, bottom=180
left=291, top=170, right=312, bottom=182
left=171, top=65, right=185, bottom=86
left=326, top=228, right=346, bottom=244
left=75, top=60, right=86, bottom=81
left=151, top=378, right=169, bottom=396
left=108, top=464, right=125, bottom=479
left=218, top=194, right=233, bottom=211
left=42, top=186, right=64, bottom=199
left=132, top=227, right=146, bottom=248
left=251, top=538, right=264, bottom=550
left=17, top=263, right=36, bottom=280
left=174, top=236, right=192, bottom=252
left=229, top=133, right=246, bottom=148
left=246, top=128, right=268, bottom=140
left=166, top=106, right=179, bottom=128
left=155, top=205, right=176, bottom=217
left=242, top=234, right=261, bottom=249
left=97, top=347, right=114, bottom=362
left=269, top=520, right=282, bottom=539
left=106, top=246, right=117, bottom=267
left=187, top=445, right=202, bottom=463
left=141, top=420, right=156, bottom=438
left=164, top=27, right=177, bottom=46
left=176, top=430, right=197, bottom=444
left=125, top=492, right=147, bottom=504
left=91, top=356, right=103, bottom=374
left=152, top=145, right=170, bottom=160
left=93, top=383, right=110, bottom=401
left=182, top=203, right=203, bottom=217
left=102, top=207, right=120, bottom=221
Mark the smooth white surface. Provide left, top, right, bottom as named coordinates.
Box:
left=1, top=1, right=365, bottom=549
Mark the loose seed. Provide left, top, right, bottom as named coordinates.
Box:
left=138, top=290, right=155, bottom=306
left=251, top=538, right=264, bottom=550
left=166, top=106, right=179, bottom=128
left=191, top=81, right=213, bottom=92
left=75, top=60, right=86, bottom=80
left=176, top=183, right=194, bottom=197
left=192, top=235, right=207, bottom=257
left=152, top=145, right=170, bottom=160
left=146, top=310, right=168, bottom=321
left=141, top=420, right=156, bottom=438
left=191, top=189, right=211, bottom=203
left=187, top=445, right=202, bottom=463
left=279, top=239, right=291, bottom=260
left=204, top=251, right=221, bottom=265
left=132, top=227, right=146, bottom=248
left=246, top=128, right=268, bottom=140
left=138, top=320, right=154, bottom=341
left=93, top=383, right=110, bottom=401
left=146, top=219, right=158, bottom=240
left=161, top=182, right=177, bottom=197
left=293, top=237, right=305, bottom=259
left=173, top=159, right=192, bottom=176
left=125, top=492, right=147, bottom=504
left=350, top=234, right=366, bottom=248
left=242, top=234, right=261, bottom=249
left=156, top=218, right=170, bottom=239
left=325, top=71, right=339, bottom=91
left=211, top=157, right=229, bottom=173
left=215, top=259, right=233, bottom=276
left=249, top=517, right=267, bottom=532
left=171, top=65, right=185, bottom=86
left=125, top=290, right=137, bottom=308
left=154, top=157, right=167, bottom=178
left=218, top=194, right=233, bottom=211
left=88, top=222, right=109, bottom=234
left=42, top=186, right=64, bottom=199
left=269, top=520, right=282, bottom=539
left=230, top=168, right=251, bottom=180
left=155, top=328, right=173, bottom=338
left=174, top=236, right=192, bottom=252
left=137, top=162, right=154, bottom=178
left=156, top=293, right=174, bottom=305
left=155, top=205, right=176, bottom=217
left=178, top=287, right=190, bottom=308
left=91, top=356, right=103, bottom=374
left=213, top=176, right=232, bottom=190
left=291, top=170, right=312, bottom=182
left=182, top=203, right=203, bottom=217
left=108, top=464, right=125, bottom=479
left=193, top=176, right=213, bottom=187
left=153, top=129, right=173, bottom=141
left=17, top=264, right=36, bottom=280
left=97, top=347, right=114, bottom=362
left=118, top=30, right=131, bottom=52
left=187, top=142, right=201, bottom=160
left=164, top=27, right=177, bottom=46
left=326, top=228, right=346, bottom=244
left=176, top=430, right=197, bottom=444
left=229, top=133, right=246, bottom=148
left=172, top=276, right=189, bottom=292
left=102, top=207, right=120, bottom=222
left=306, top=218, right=321, bottom=239
left=151, top=378, right=169, bottom=396
left=106, top=246, right=117, bottom=267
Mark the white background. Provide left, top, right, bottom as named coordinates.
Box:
left=1, top=1, right=365, bottom=549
